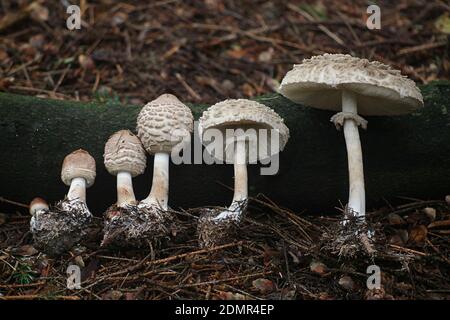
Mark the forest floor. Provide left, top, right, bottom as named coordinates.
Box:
left=1, top=195, right=449, bottom=300
left=0, top=0, right=449, bottom=104
left=0, top=0, right=449, bottom=300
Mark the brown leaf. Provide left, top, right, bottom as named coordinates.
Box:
left=78, top=54, right=96, bottom=70
left=29, top=3, right=49, bottom=22
left=241, top=83, right=255, bottom=97
left=0, top=213, right=7, bottom=226
left=408, top=225, right=428, bottom=245
left=338, top=275, right=355, bottom=291
left=102, top=290, right=123, bottom=300
left=388, top=213, right=405, bottom=225
left=252, top=278, right=275, bottom=293
left=11, top=245, right=38, bottom=256
left=0, top=48, right=9, bottom=61
left=310, top=261, right=328, bottom=276
left=217, top=291, right=248, bottom=300
left=29, top=34, right=45, bottom=49
left=258, top=47, right=274, bottom=62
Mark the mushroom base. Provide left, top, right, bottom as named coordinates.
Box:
left=102, top=204, right=173, bottom=248
left=197, top=201, right=247, bottom=248
left=321, top=211, right=376, bottom=258
left=30, top=199, right=92, bottom=256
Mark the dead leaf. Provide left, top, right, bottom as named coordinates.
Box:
left=78, top=54, right=95, bottom=70
left=252, top=278, right=275, bottom=293
left=338, top=275, right=355, bottom=291
left=11, top=245, right=38, bottom=256
left=364, top=287, right=386, bottom=300
left=388, top=213, right=405, bottom=225
left=29, top=3, right=49, bottom=22
left=102, top=290, right=123, bottom=300
left=217, top=291, right=248, bottom=300
left=0, top=213, right=7, bottom=226
left=258, top=47, right=274, bottom=62
left=435, top=14, right=450, bottom=34
left=29, top=34, right=45, bottom=49
left=409, top=225, right=428, bottom=245
left=0, top=48, right=9, bottom=61
left=310, top=261, right=328, bottom=276
left=74, top=256, right=85, bottom=268
left=241, top=83, right=255, bottom=96
left=112, top=12, right=128, bottom=26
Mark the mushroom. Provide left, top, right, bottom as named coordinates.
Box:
left=104, top=130, right=146, bottom=207
left=29, top=197, right=49, bottom=215
left=137, top=94, right=193, bottom=210
left=197, top=99, right=289, bottom=247
left=279, top=53, right=423, bottom=225
left=101, top=130, right=147, bottom=247
left=30, top=149, right=96, bottom=256
left=134, top=93, right=193, bottom=243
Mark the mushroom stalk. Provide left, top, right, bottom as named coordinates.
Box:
left=67, top=177, right=87, bottom=202
left=232, top=138, right=248, bottom=204
left=341, top=90, right=365, bottom=217
left=216, top=139, right=248, bottom=219
left=116, top=171, right=136, bottom=207
left=142, top=152, right=169, bottom=210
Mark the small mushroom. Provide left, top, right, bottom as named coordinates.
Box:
left=29, top=197, right=49, bottom=215
left=135, top=94, right=193, bottom=244
left=30, top=149, right=96, bottom=256
left=101, top=130, right=147, bottom=247
left=197, top=99, right=289, bottom=247
left=279, top=54, right=423, bottom=225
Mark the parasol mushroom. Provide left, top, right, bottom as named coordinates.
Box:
left=279, top=53, right=423, bottom=226
left=133, top=93, right=194, bottom=245
left=197, top=99, right=289, bottom=247
left=30, top=149, right=96, bottom=255
left=101, top=130, right=147, bottom=247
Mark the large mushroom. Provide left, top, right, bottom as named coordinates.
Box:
left=30, top=149, right=96, bottom=256
left=197, top=99, right=289, bottom=247
left=101, top=130, right=147, bottom=247
left=135, top=93, right=193, bottom=243
left=279, top=53, right=423, bottom=226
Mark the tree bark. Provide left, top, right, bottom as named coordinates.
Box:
left=0, top=81, right=449, bottom=215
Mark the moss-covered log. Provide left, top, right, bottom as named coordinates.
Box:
left=0, top=81, right=449, bottom=215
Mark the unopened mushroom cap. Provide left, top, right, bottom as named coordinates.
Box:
left=61, top=149, right=96, bottom=187
left=199, top=99, right=290, bottom=163
left=104, top=130, right=147, bottom=177
left=279, top=53, right=423, bottom=116
left=137, top=94, right=194, bottom=154
left=29, top=197, right=49, bottom=216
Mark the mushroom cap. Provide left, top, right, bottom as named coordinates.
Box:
left=198, top=99, right=290, bottom=163
left=279, top=53, right=424, bottom=116
left=104, top=130, right=147, bottom=177
left=29, top=197, right=49, bottom=216
left=61, top=149, right=96, bottom=187
left=137, top=94, right=194, bottom=154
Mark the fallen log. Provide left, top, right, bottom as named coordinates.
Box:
left=0, top=81, right=449, bottom=215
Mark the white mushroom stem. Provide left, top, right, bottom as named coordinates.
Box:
left=67, top=177, right=87, bottom=202
left=340, top=90, right=366, bottom=217
left=232, top=138, right=248, bottom=203
left=142, top=152, right=169, bottom=210
left=215, top=139, right=248, bottom=220
left=116, top=171, right=136, bottom=207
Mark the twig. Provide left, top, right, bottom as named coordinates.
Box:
left=177, top=271, right=271, bottom=288
left=0, top=197, right=29, bottom=209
